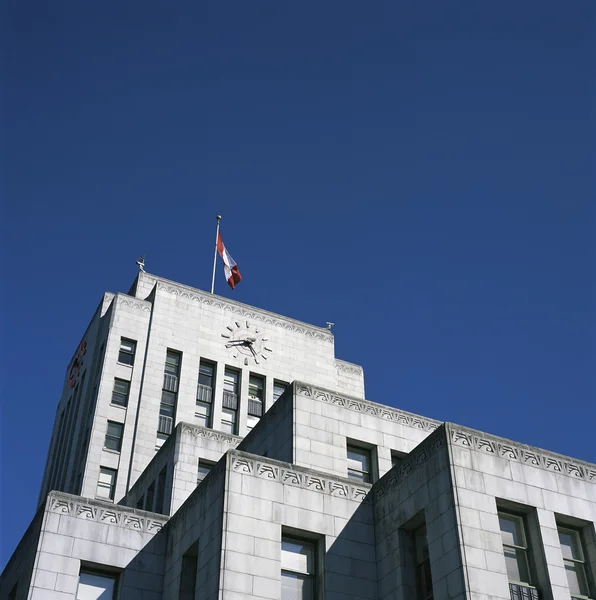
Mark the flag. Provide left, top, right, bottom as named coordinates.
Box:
left=217, top=232, right=242, bottom=289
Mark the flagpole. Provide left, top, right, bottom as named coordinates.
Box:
left=211, top=215, right=222, bottom=294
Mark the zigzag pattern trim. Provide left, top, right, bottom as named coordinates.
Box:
left=47, top=492, right=168, bottom=534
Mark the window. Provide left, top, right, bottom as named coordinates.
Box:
left=248, top=374, right=264, bottom=429
left=155, top=466, right=167, bottom=514
left=96, top=467, right=117, bottom=501
left=111, top=378, right=130, bottom=407
left=273, top=380, right=287, bottom=402
left=118, top=338, right=136, bottom=366
left=145, top=481, right=155, bottom=512
left=499, top=512, right=532, bottom=585
left=104, top=421, right=123, bottom=452
left=179, top=542, right=198, bottom=600
left=221, top=408, right=237, bottom=435
left=196, top=361, right=214, bottom=427
left=76, top=569, right=117, bottom=600
left=558, top=526, right=592, bottom=598
left=158, top=350, right=181, bottom=436
left=222, top=369, right=239, bottom=434
left=197, top=459, right=215, bottom=484
left=281, top=536, right=316, bottom=600
left=413, top=523, right=433, bottom=600
left=347, top=444, right=372, bottom=483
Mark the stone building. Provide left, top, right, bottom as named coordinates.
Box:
left=1, top=271, right=595, bottom=600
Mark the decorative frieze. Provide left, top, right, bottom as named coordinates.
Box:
left=156, top=281, right=333, bottom=343
left=47, top=492, right=167, bottom=534
left=335, top=360, right=364, bottom=375
left=296, top=384, right=441, bottom=433
left=116, top=294, right=152, bottom=312
left=181, top=424, right=241, bottom=447
left=230, top=452, right=371, bottom=503
left=449, top=425, right=596, bottom=484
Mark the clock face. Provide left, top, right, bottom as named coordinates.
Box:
left=221, top=320, right=273, bottom=365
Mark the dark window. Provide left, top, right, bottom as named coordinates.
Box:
left=179, top=542, right=198, bottom=600
left=222, top=368, right=239, bottom=434
left=197, top=460, right=215, bottom=484
left=158, top=350, right=181, bottom=436
left=414, top=523, right=433, bottom=600
left=111, top=378, right=130, bottom=407
left=155, top=466, right=167, bottom=514
left=118, top=338, right=136, bottom=366
left=145, top=481, right=155, bottom=512
left=104, top=421, right=124, bottom=452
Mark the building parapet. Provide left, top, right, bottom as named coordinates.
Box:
left=148, top=275, right=334, bottom=343
left=295, top=381, right=441, bottom=433
left=334, top=358, right=364, bottom=375
left=47, top=490, right=169, bottom=534
left=447, top=422, right=596, bottom=484
left=229, top=449, right=372, bottom=503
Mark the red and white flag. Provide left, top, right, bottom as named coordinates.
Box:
left=217, top=232, right=242, bottom=289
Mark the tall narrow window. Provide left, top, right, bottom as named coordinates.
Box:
left=76, top=570, right=118, bottom=600
left=221, top=368, right=239, bottom=434
left=111, top=378, right=130, bottom=407
left=247, top=373, right=264, bottom=430
left=558, top=525, right=592, bottom=598
left=155, top=466, right=167, bottom=514
left=281, top=536, right=316, bottom=600
left=347, top=444, right=372, bottom=483
left=118, top=338, right=136, bottom=366
left=158, top=350, right=181, bottom=437
left=179, top=542, right=198, bottom=600
left=413, top=523, right=433, bottom=600
left=273, top=380, right=287, bottom=402
left=104, top=421, right=124, bottom=452
left=196, top=361, right=214, bottom=428
left=499, top=512, right=533, bottom=587
left=96, top=467, right=117, bottom=501
left=145, top=481, right=155, bottom=512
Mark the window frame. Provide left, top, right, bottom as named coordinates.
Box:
left=111, top=378, right=130, bottom=407
left=118, top=338, right=136, bottom=366
left=103, top=421, right=124, bottom=452
left=197, top=459, right=216, bottom=484
left=76, top=568, right=119, bottom=600
left=96, top=467, right=117, bottom=501
left=273, top=380, right=288, bottom=402
left=346, top=443, right=373, bottom=483
left=281, top=535, right=317, bottom=600
left=557, top=525, right=593, bottom=599
left=498, top=511, right=534, bottom=587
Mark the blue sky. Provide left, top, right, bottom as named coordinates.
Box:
left=1, top=1, right=593, bottom=568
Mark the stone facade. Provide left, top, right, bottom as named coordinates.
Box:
left=2, top=273, right=595, bottom=600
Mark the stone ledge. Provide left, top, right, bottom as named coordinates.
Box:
left=47, top=491, right=169, bottom=534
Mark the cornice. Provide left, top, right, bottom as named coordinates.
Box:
left=154, top=280, right=333, bottom=343
left=448, top=424, right=596, bottom=484
left=334, top=359, right=364, bottom=375
left=47, top=492, right=168, bottom=534
left=230, top=450, right=371, bottom=503
left=181, top=423, right=241, bottom=447
left=373, top=426, right=447, bottom=503
left=296, top=383, right=441, bottom=433
left=115, top=294, right=152, bottom=313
